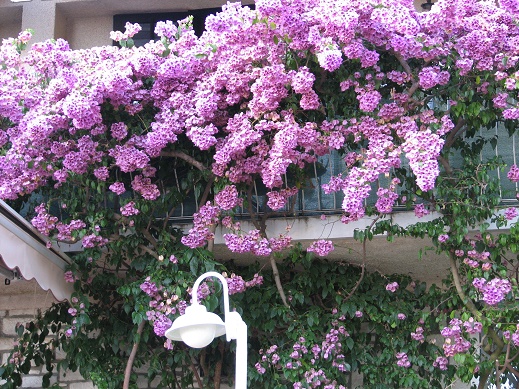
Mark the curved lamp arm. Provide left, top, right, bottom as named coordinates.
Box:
left=184, top=271, right=248, bottom=388
left=192, top=271, right=230, bottom=312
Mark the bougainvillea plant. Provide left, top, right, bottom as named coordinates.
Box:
left=1, top=0, right=519, bottom=387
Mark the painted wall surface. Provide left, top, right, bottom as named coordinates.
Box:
left=0, top=0, right=435, bottom=48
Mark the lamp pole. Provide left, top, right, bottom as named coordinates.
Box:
left=165, top=271, right=248, bottom=388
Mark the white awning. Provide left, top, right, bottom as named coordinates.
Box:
left=0, top=200, right=73, bottom=301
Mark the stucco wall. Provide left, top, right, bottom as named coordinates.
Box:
left=0, top=280, right=97, bottom=388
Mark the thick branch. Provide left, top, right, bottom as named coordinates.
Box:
left=190, top=356, right=204, bottom=389
left=199, top=348, right=209, bottom=382
left=207, top=223, right=217, bottom=253
left=160, top=151, right=207, bottom=171
left=438, top=155, right=453, bottom=176
left=270, top=254, right=289, bottom=307
left=138, top=244, right=160, bottom=260
left=394, top=52, right=412, bottom=75
left=450, top=252, right=505, bottom=388
left=343, top=217, right=378, bottom=301
left=141, top=228, right=158, bottom=249
left=445, top=118, right=466, bottom=149
left=198, top=173, right=215, bottom=209
left=448, top=251, right=481, bottom=319
left=392, top=52, right=420, bottom=98
left=246, top=184, right=262, bottom=231
left=123, top=320, right=145, bottom=389
left=478, top=342, right=504, bottom=389
left=213, top=340, right=225, bottom=389
left=245, top=183, right=289, bottom=307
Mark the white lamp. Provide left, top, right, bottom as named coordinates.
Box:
left=165, top=271, right=248, bottom=388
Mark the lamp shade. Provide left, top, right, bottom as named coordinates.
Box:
left=165, top=304, right=226, bottom=348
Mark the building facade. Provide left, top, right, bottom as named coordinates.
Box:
left=2, top=0, right=513, bottom=388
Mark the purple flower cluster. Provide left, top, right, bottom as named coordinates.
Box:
left=440, top=318, right=481, bottom=357
left=438, top=234, right=449, bottom=243
left=181, top=203, right=220, bottom=248
left=505, top=207, right=519, bottom=220
left=414, top=203, right=429, bottom=218
left=81, top=233, right=108, bottom=248
left=418, top=66, right=450, bottom=89
left=402, top=129, right=444, bottom=192
left=120, top=201, right=140, bottom=217
left=257, top=315, right=350, bottom=386
left=215, top=185, right=242, bottom=210
left=507, top=164, right=519, bottom=182
left=375, top=179, right=400, bottom=214
left=227, top=273, right=263, bottom=295
left=461, top=247, right=491, bottom=269
left=385, top=282, right=399, bottom=292
left=307, top=240, right=334, bottom=257
left=131, top=175, right=160, bottom=200
left=266, top=187, right=298, bottom=210
left=109, top=182, right=126, bottom=195
left=140, top=276, right=185, bottom=333
left=433, top=356, right=448, bottom=371
left=110, top=122, right=128, bottom=140
left=472, top=277, right=512, bottom=306
left=31, top=203, right=58, bottom=235
left=395, top=352, right=411, bottom=368
left=56, top=219, right=86, bottom=241
left=411, top=326, right=425, bottom=342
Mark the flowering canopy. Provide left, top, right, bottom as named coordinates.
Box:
left=2, top=0, right=519, bottom=388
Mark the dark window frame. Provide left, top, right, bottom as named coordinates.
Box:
left=113, top=8, right=222, bottom=45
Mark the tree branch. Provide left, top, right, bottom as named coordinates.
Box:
left=343, top=217, right=378, bottom=301
left=270, top=254, right=289, bottom=307
left=213, top=340, right=225, bottom=389
left=141, top=228, right=158, bottom=249
left=138, top=244, right=160, bottom=260
left=246, top=184, right=262, bottom=231
left=198, top=173, right=215, bottom=209
left=123, top=320, right=145, bottom=389
left=448, top=251, right=481, bottom=320
left=450, top=251, right=505, bottom=389
left=438, top=155, right=453, bottom=176
left=161, top=150, right=207, bottom=171
left=392, top=51, right=420, bottom=99
left=190, top=356, right=204, bottom=389
left=445, top=118, right=466, bottom=149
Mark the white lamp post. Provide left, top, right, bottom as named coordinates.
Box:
left=165, top=271, right=248, bottom=388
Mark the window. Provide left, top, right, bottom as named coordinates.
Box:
left=113, top=8, right=222, bottom=46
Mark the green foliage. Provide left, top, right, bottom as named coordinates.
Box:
left=230, top=257, right=457, bottom=388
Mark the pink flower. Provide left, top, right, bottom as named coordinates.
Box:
left=386, top=282, right=399, bottom=292
left=395, top=352, right=411, bottom=368
left=438, top=234, right=449, bottom=243
left=414, top=203, right=429, bottom=218
left=508, top=165, right=519, bottom=182
left=109, top=182, right=126, bottom=195
left=120, top=201, right=139, bottom=216
left=64, top=271, right=75, bottom=283
left=433, top=356, right=448, bottom=370
left=215, top=185, right=242, bottom=210
left=307, top=240, right=334, bottom=257
left=505, top=207, right=518, bottom=220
